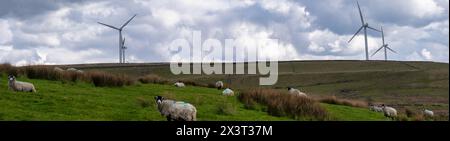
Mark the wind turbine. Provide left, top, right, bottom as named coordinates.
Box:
left=371, top=26, right=396, bottom=61
left=98, top=14, right=137, bottom=63
left=348, top=0, right=380, bottom=60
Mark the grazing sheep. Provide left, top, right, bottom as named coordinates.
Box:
left=423, top=109, right=434, bottom=117
left=369, top=105, right=383, bottom=112
left=7, top=75, right=36, bottom=93
left=174, top=82, right=185, bottom=87
left=154, top=96, right=197, bottom=121
left=66, top=68, right=78, bottom=72
left=381, top=104, right=397, bottom=120
left=215, top=81, right=224, bottom=90
left=287, top=87, right=307, bottom=97
left=54, top=67, right=64, bottom=72
left=222, top=88, right=234, bottom=96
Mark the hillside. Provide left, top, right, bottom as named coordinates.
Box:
left=0, top=74, right=386, bottom=121
left=59, top=60, right=449, bottom=115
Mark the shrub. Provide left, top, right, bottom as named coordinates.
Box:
left=138, top=74, right=169, bottom=84
left=319, top=96, right=368, bottom=108
left=239, top=88, right=328, bottom=120
left=87, top=71, right=134, bottom=87
left=182, top=80, right=208, bottom=87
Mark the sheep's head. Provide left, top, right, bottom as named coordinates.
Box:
left=154, top=96, right=164, bottom=104
left=8, top=75, right=16, bottom=82
left=287, top=87, right=292, bottom=90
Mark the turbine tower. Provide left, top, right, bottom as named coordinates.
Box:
left=348, top=0, right=380, bottom=60
left=98, top=14, right=136, bottom=63
left=371, top=26, right=397, bottom=61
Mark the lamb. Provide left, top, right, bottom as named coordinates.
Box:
left=222, top=88, right=234, bottom=96
left=154, top=96, right=197, bottom=121
left=381, top=104, right=397, bottom=120
left=7, top=75, right=36, bottom=93
left=369, top=104, right=383, bottom=112
left=215, top=81, right=224, bottom=90
left=423, top=109, right=434, bottom=117
left=174, top=81, right=185, bottom=87
left=287, top=87, right=307, bottom=97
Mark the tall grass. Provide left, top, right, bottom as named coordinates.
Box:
left=319, top=96, right=368, bottom=108
left=0, top=64, right=134, bottom=87
left=239, top=88, right=328, bottom=120
left=138, top=74, right=169, bottom=84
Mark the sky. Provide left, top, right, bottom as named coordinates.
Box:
left=0, top=0, right=448, bottom=65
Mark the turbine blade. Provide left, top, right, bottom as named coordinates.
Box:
left=348, top=26, right=364, bottom=43
left=367, top=26, right=381, bottom=32
left=97, top=22, right=120, bottom=30
left=356, top=0, right=365, bottom=25
left=120, top=14, right=137, bottom=29
left=371, top=46, right=384, bottom=57
left=381, top=26, right=385, bottom=44
left=386, top=46, right=397, bottom=54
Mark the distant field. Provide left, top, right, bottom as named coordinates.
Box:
left=59, top=60, right=449, bottom=115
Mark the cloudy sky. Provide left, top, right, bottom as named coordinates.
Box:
left=0, top=0, right=448, bottom=65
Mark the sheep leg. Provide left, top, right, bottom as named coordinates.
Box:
left=166, top=116, right=171, bottom=121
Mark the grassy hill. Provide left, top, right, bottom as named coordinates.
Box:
left=0, top=74, right=387, bottom=121
left=60, top=60, right=449, bottom=116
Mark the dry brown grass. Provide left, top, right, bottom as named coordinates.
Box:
left=138, top=74, right=169, bottom=84
left=239, top=88, right=328, bottom=120
left=318, top=96, right=368, bottom=108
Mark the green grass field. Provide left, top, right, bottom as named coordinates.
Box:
left=62, top=60, right=449, bottom=115
left=0, top=74, right=387, bottom=121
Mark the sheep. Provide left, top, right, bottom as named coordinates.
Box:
left=381, top=104, right=397, bottom=120
left=215, top=81, right=224, bottom=90
left=154, top=96, right=197, bottom=121
left=287, top=87, right=307, bottom=97
left=54, top=67, right=64, bottom=72
left=369, top=104, right=383, bottom=112
left=174, top=81, right=185, bottom=87
left=222, top=88, right=234, bottom=96
left=7, top=75, right=36, bottom=93
left=66, top=68, right=78, bottom=72
left=423, top=109, right=434, bottom=117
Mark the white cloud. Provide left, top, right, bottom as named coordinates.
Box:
left=0, top=20, right=13, bottom=44
left=421, top=48, right=433, bottom=60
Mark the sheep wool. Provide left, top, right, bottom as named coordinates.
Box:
left=382, top=106, right=397, bottom=120
left=369, top=105, right=383, bottom=112
left=156, top=97, right=197, bottom=121
left=174, top=82, right=185, bottom=87
left=288, top=88, right=307, bottom=97
left=222, top=88, right=234, bottom=96
left=423, top=109, right=434, bottom=117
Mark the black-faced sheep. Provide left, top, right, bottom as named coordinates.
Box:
left=287, top=87, right=307, bottom=97
left=154, top=96, right=197, bottom=121
left=8, top=75, right=36, bottom=93
left=215, top=81, right=224, bottom=90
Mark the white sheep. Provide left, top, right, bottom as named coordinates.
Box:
left=66, top=68, right=78, bottom=72
left=154, top=96, right=197, bottom=121
left=215, top=81, right=224, bottom=90
left=369, top=105, right=383, bottom=112
left=8, top=75, right=36, bottom=93
left=381, top=104, right=397, bottom=120
left=423, top=109, right=434, bottom=117
left=222, top=88, right=234, bottom=96
left=174, top=82, right=185, bottom=87
left=287, top=87, right=307, bottom=97
left=54, top=67, right=64, bottom=72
